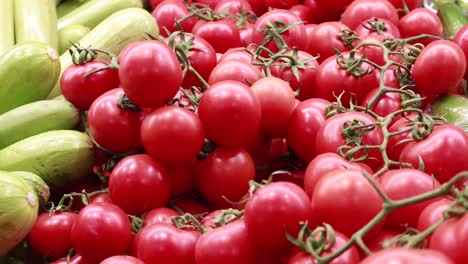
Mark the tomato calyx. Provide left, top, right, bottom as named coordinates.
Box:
left=47, top=189, right=109, bottom=213
left=172, top=213, right=207, bottom=233
left=335, top=50, right=373, bottom=77
left=211, top=209, right=244, bottom=227
left=256, top=20, right=305, bottom=53
left=361, top=17, right=389, bottom=36
left=117, top=94, right=140, bottom=112
left=68, top=43, right=119, bottom=78
left=339, top=29, right=360, bottom=49
left=287, top=223, right=337, bottom=259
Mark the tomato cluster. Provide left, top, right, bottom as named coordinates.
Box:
left=30, top=0, right=468, bottom=263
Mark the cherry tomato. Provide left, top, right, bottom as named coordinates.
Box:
left=214, top=0, right=253, bottom=15
left=454, top=24, right=468, bottom=79
left=217, top=47, right=260, bottom=67
left=192, top=19, right=242, bottom=53
left=361, top=88, right=402, bottom=118
left=400, top=124, right=468, bottom=184
left=90, top=193, right=112, bottom=204
left=144, top=207, right=180, bottom=227
left=387, top=0, right=423, bottom=13
left=239, top=22, right=255, bottom=47
left=100, top=256, right=144, bottom=264
left=87, top=88, right=144, bottom=153
left=386, top=113, right=418, bottom=161
left=196, top=147, right=255, bottom=208
left=417, top=198, right=453, bottom=233
left=29, top=212, right=77, bottom=260
left=60, top=60, right=119, bottom=110
left=399, top=8, right=443, bottom=46
left=198, top=81, right=261, bottom=147
left=152, top=0, right=197, bottom=36
left=195, top=220, right=256, bottom=264
left=141, top=106, right=204, bottom=164
left=289, top=5, right=314, bottom=24
left=360, top=248, right=454, bottom=264
left=286, top=98, right=329, bottom=163
left=305, top=22, right=349, bottom=63
left=208, top=60, right=262, bottom=86
left=70, top=202, right=132, bottom=263
left=119, top=40, right=182, bottom=108
left=340, top=0, right=399, bottom=30
left=251, top=77, right=296, bottom=138
left=244, top=182, right=312, bottom=249
left=355, top=34, right=386, bottom=66
left=354, top=18, right=401, bottom=39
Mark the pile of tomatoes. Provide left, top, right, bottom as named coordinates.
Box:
left=26, top=0, right=468, bottom=263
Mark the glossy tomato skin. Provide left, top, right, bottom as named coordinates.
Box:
left=360, top=248, right=454, bottom=264
left=251, top=77, right=296, bottom=138
left=355, top=34, right=386, bottom=66
left=400, top=124, right=468, bottom=184
left=198, top=81, right=261, bottom=147
left=50, top=255, right=86, bottom=264
left=289, top=5, right=314, bottom=24
left=286, top=98, right=329, bottom=163
left=429, top=213, right=468, bottom=263
left=417, top=198, right=452, bottom=233
left=311, top=169, right=384, bottom=238
left=133, top=223, right=200, bottom=264
left=386, top=113, right=418, bottom=161
left=340, top=0, right=399, bottom=30
left=70, top=202, right=132, bottom=263
left=305, top=22, right=349, bottom=63
left=399, top=8, right=443, bottom=46
left=60, top=60, right=119, bottom=110
left=361, top=88, right=402, bottom=118
left=214, top=0, right=253, bottom=15
left=315, top=111, right=384, bottom=170
left=365, top=229, right=399, bottom=252
left=100, top=256, right=144, bottom=264
left=143, top=207, right=179, bottom=227
left=28, top=212, right=78, bottom=260
left=304, top=153, right=373, bottom=198
left=239, top=22, right=255, bottom=47
left=196, top=147, right=255, bottom=208
left=140, top=106, right=205, bottom=164
left=252, top=9, right=306, bottom=53
left=195, top=220, right=256, bottom=264
left=453, top=25, right=468, bottom=79
left=217, top=47, right=260, bottom=67
left=192, top=19, right=242, bottom=53
left=380, top=169, right=441, bottom=230
left=166, top=162, right=197, bottom=197
left=119, top=40, right=182, bottom=108
left=109, top=154, right=171, bottom=215
left=152, top=0, right=197, bottom=36
left=354, top=18, right=401, bottom=39
left=244, top=182, right=312, bottom=249
left=208, top=60, right=262, bottom=86
left=193, top=0, right=217, bottom=8
left=87, top=88, right=144, bottom=153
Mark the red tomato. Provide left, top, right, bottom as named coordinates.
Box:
left=354, top=18, right=401, bottom=39
left=196, top=147, right=255, bottom=208
left=272, top=169, right=305, bottom=188
left=286, top=98, right=329, bottom=163
left=244, top=182, right=312, bottom=249
left=195, top=220, right=256, bottom=264
left=193, top=0, right=217, bottom=8
left=246, top=0, right=267, bottom=15
left=355, top=34, right=386, bottom=66
left=171, top=198, right=210, bottom=215
left=303, top=0, right=332, bottom=23
left=314, top=52, right=379, bottom=106
left=252, top=9, right=306, bottom=53
left=192, top=19, right=242, bottom=53
left=90, top=193, right=112, bottom=204
left=70, top=203, right=132, bottom=263
left=100, top=256, right=144, bottom=264
left=109, top=154, right=171, bottom=215
left=87, top=88, right=144, bottom=153
left=217, top=47, right=260, bottom=67
left=198, top=81, right=261, bottom=147
left=60, top=60, right=119, bottom=110
left=166, top=162, right=197, bottom=197
left=29, top=212, right=77, bottom=260
left=264, top=0, right=299, bottom=9
left=143, top=207, right=180, bottom=227
left=270, top=50, right=320, bottom=100
left=361, top=88, right=402, bottom=118
left=387, top=0, right=423, bottom=13
left=141, top=106, right=204, bottom=164
left=417, top=198, right=453, bottom=233
left=360, top=248, right=454, bottom=264
left=214, top=0, right=253, bottom=15
left=399, top=8, right=443, bottom=46
left=315, top=111, right=384, bottom=170
left=365, top=229, right=400, bottom=252
left=311, top=169, right=384, bottom=238
left=208, top=60, right=262, bottom=86
left=152, top=0, right=197, bottom=36
left=287, top=231, right=360, bottom=264
left=240, top=22, right=255, bottom=47
left=133, top=224, right=200, bottom=264
left=340, top=0, right=399, bottom=30
left=119, top=40, right=182, bottom=108
left=289, top=5, right=314, bottom=24
left=454, top=25, right=468, bottom=79
left=380, top=169, right=441, bottom=229
left=305, top=21, right=349, bottom=63
left=314, top=0, right=353, bottom=14
left=400, top=124, right=468, bottom=184
left=429, top=213, right=468, bottom=263
left=304, top=153, right=373, bottom=198
left=149, top=0, right=164, bottom=10
left=50, top=255, right=86, bottom=264
left=386, top=113, right=418, bottom=161
left=251, top=77, right=296, bottom=138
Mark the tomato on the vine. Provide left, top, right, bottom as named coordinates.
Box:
left=354, top=18, right=401, bottom=39
left=399, top=8, right=443, bottom=46
left=305, top=21, right=349, bottom=63
left=192, top=19, right=242, bottom=53
left=208, top=60, right=262, bottom=86
left=417, top=198, right=453, bottom=233
left=143, top=207, right=180, bottom=227
left=152, top=0, right=197, bottom=36
left=214, top=0, right=253, bottom=15
left=340, top=0, right=399, bottom=30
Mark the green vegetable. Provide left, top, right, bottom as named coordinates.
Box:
left=0, top=171, right=38, bottom=256
left=0, top=0, right=14, bottom=55
left=5, top=171, right=50, bottom=209
left=47, top=7, right=159, bottom=98
left=0, top=130, right=95, bottom=190
left=58, top=24, right=91, bottom=54
left=14, top=0, right=58, bottom=51
left=57, top=0, right=91, bottom=18
left=58, top=0, right=143, bottom=30
left=0, top=99, right=79, bottom=149
left=431, top=94, right=468, bottom=131
left=0, top=42, right=61, bottom=114
left=439, top=3, right=468, bottom=39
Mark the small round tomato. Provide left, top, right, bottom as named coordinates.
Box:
left=152, top=0, right=197, bottom=36
left=311, top=169, right=384, bottom=238
left=217, top=47, right=260, bottom=67
left=101, top=256, right=144, bottom=264
left=386, top=113, right=418, bottom=161
left=454, top=24, right=468, bottom=79
left=141, top=106, right=205, bottom=164
left=109, top=154, right=171, bottom=215
left=60, top=60, right=119, bottom=110
left=90, top=193, right=112, bottom=204
left=70, top=202, right=132, bottom=263
left=399, top=8, right=443, bottom=46
left=29, top=212, right=78, bottom=260
left=417, top=198, right=453, bottom=233
left=214, top=0, right=253, bottom=15
left=354, top=18, right=401, bottom=38
left=50, top=255, right=86, bottom=264
left=87, top=88, right=144, bottom=153
left=387, top=0, right=423, bottom=13
left=286, top=98, right=329, bottom=163
left=305, top=21, right=349, bottom=63
left=360, top=248, right=454, bottom=264
left=340, top=0, right=399, bottom=30
left=355, top=34, right=386, bottom=66
left=198, top=81, right=261, bottom=147
left=361, top=88, right=402, bottom=118
left=208, top=60, right=262, bottom=86
left=289, top=5, right=314, bottom=24
left=119, top=40, right=183, bottom=108
left=250, top=77, right=296, bottom=138
left=192, top=19, right=242, bottom=53
left=144, top=207, right=180, bottom=227
left=244, top=182, right=312, bottom=249
left=196, top=147, right=255, bottom=208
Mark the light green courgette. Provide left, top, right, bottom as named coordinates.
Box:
left=58, top=24, right=91, bottom=54
left=0, top=0, right=14, bottom=55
